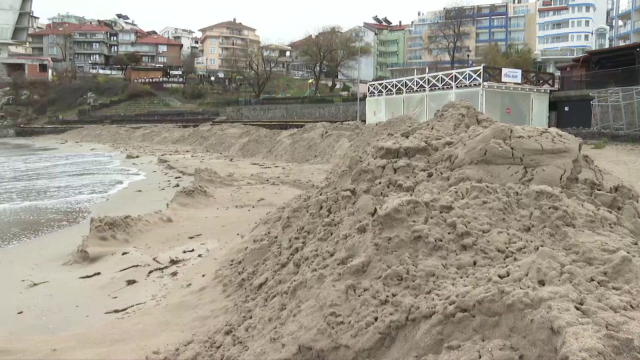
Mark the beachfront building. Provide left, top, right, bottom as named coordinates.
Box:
left=363, top=18, right=409, bottom=80
left=196, top=18, right=260, bottom=77
left=536, top=0, right=608, bottom=73
left=159, top=26, right=199, bottom=57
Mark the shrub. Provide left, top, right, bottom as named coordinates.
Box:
left=124, top=83, right=153, bottom=99
left=184, top=84, right=205, bottom=100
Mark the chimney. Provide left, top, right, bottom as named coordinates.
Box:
left=399, top=21, right=402, bottom=26
left=233, top=18, right=237, bottom=23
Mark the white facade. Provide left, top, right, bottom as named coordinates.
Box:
left=611, top=0, right=640, bottom=45
left=536, top=0, right=607, bottom=73
left=0, top=0, right=32, bottom=56
left=159, top=26, right=199, bottom=57
left=340, top=26, right=375, bottom=82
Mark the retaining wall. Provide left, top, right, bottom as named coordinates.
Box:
left=223, top=102, right=366, bottom=121
left=0, top=128, right=15, bottom=138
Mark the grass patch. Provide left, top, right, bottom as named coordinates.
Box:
left=592, top=138, right=610, bottom=149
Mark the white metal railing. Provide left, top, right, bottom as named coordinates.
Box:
left=367, top=66, right=484, bottom=97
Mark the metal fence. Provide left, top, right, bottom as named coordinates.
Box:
left=559, top=65, right=640, bottom=91
left=591, top=86, right=640, bottom=132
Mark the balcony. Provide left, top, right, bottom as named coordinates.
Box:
left=220, top=42, right=248, bottom=48
left=74, top=35, right=106, bottom=42
left=619, top=22, right=632, bottom=34
left=378, top=44, right=398, bottom=52
left=75, top=45, right=108, bottom=54
left=634, top=20, right=640, bottom=30
left=540, top=48, right=588, bottom=58
left=619, top=1, right=633, bottom=14
left=219, top=31, right=249, bottom=38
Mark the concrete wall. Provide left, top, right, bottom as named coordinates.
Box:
left=223, top=102, right=366, bottom=121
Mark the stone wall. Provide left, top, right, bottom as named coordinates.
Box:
left=223, top=102, right=366, bottom=121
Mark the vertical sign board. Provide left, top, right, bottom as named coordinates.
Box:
left=501, top=68, right=523, bottom=84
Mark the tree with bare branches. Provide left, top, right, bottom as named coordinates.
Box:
left=295, top=26, right=342, bottom=93
left=240, top=44, right=285, bottom=98
left=325, top=29, right=372, bottom=92
left=425, top=1, right=473, bottom=70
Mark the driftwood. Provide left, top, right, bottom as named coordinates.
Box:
left=117, top=264, right=143, bottom=273
left=104, top=302, right=145, bottom=314
left=25, top=280, right=49, bottom=289
left=147, top=258, right=184, bottom=277
left=79, top=272, right=101, bottom=279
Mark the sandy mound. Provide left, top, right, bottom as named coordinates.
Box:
left=70, top=212, right=173, bottom=263
left=170, top=184, right=214, bottom=208
left=194, top=167, right=236, bottom=188
left=155, top=102, right=640, bottom=360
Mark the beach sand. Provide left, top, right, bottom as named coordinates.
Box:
left=0, top=138, right=327, bottom=359
left=3, top=119, right=640, bottom=359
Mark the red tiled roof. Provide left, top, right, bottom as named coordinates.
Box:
left=31, top=23, right=82, bottom=35
left=199, top=20, right=256, bottom=32
left=75, top=24, right=111, bottom=32
left=31, top=23, right=111, bottom=36
left=136, top=34, right=182, bottom=45
left=288, top=36, right=312, bottom=48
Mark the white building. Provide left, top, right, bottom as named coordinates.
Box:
left=340, top=25, right=375, bottom=83
left=536, top=0, right=608, bottom=73
left=610, top=0, right=640, bottom=45
left=159, top=26, right=199, bottom=57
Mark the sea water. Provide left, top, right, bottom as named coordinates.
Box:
left=0, top=141, right=144, bottom=248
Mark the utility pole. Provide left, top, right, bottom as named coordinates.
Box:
left=356, top=29, right=361, bottom=122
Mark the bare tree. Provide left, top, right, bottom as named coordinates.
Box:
left=51, top=33, right=72, bottom=63
left=325, top=29, right=372, bottom=92
left=240, top=44, right=284, bottom=98
left=425, top=0, right=473, bottom=70
left=182, top=52, right=198, bottom=74
left=296, top=26, right=343, bottom=92
left=112, top=52, right=142, bottom=75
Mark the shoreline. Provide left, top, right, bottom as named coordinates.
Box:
left=0, top=134, right=318, bottom=359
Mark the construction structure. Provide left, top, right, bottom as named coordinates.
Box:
left=591, top=87, right=640, bottom=132
left=366, top=65, right=556, bottom=127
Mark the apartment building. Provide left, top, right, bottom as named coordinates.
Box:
left=197, top=18, right=260, bottom=76
left=341, top=25, right=376, bottom=82
left=29, top=21, right=182, bottom=74
left=159, top=26, right=199, bottom=57
left=536, top=0, right=607, bottom=73
left=610, top=0, right=640, bottom=45
left=363, top=19, right=409, bottom=80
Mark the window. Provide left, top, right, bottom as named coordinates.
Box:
left=492, top=17, right=506, bottom=26
left=586, top=6, right=590, bottom=12
left=477, top=32, right=489, bottom=40
left=571, top=7, right=575, bottom=13
left=90, top=54, right=100, bottom=62
left=49, top=34, right=57, bottom=42
left=584, top=34, right=590, bottom=41
left=577, top=20, right=583, bottom=27
left=585, top=20, right=590, bottom=27
left=158, top=45, right=168, bottom=52
left=570, top=34, right=575, bottom=41
left=92, top=42, right=100, bottom=49
left=209, top=58, right=216, bottom=65
left=158, top=56, right=167, bottom=63
left=142, top=55, right=154, bottom=63
left=209, top=38, right=217, bottom=44
left=38, top=64, right=48, bottom=73
left=578, top=6, right=583, bottom=12
left=49, top=46, right=58, bottom=55
left=571, top=20, right=575, bottom=27
left=91, top=32, right=102, bottom=38
left=576, top=34, right=582, bottom=41
left=209, top=47, right=216, bottom=53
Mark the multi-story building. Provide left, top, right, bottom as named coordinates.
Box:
left=363, top=19, right=408, bottom=80
left=29, top=22, right=182, bottom=74
left=610, top=0, right=640, bottom=45
left=197, top=18, right=260, bottom=76
left=340, top=25, right=375, bottom=82
left=159, top=26, right=199, bottom=57
left=507, top=0, right=538, bottom=51
left=0, top=0, right=51, bottom=81
left=536, top=0, right=607, bottom=73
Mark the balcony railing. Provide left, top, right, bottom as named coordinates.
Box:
left=559, top=65, right=640, bottom=91
left=620, top=22, right=632, bottom=34
left=619, top=1, right=633, bottom=13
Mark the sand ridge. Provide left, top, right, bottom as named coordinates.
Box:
left=146, top=102, right=640, bottom=360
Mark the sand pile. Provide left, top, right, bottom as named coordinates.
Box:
left=156, top=102, right=640, bottom=360
left=61, top=121, right=405, bottom=165
left=71, top=212, right=173, bottom=263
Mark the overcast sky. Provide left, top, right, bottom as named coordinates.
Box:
left=33, top=0, right=493, bottom=43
